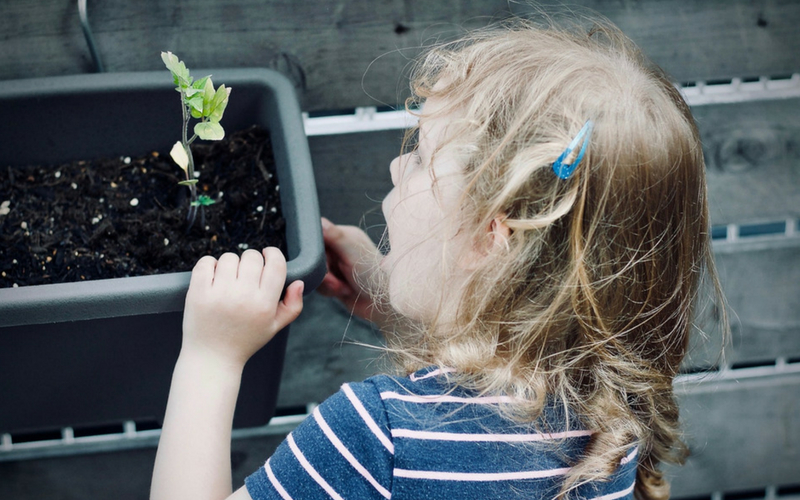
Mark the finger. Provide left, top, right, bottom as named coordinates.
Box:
left=325, top=244, right=350, bottom=284
left=274, top=280, right=305, bottom=330
left=323, top=223, right=365, bottom=281
left=238, top=249, right=265, bottom=287
left=317, top=273, right=342, bottom=297
left=317, top=271, right=353, bottom=298
left=260, top=247, right=287, bottom=296
left=323, top=223, right=380, bottom=266
left=190, top=255, right=217, bottom=289
left=213, top=252, right=240, bottom=288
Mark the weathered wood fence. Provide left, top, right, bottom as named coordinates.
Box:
left=1, top=1, right=798, bottom=498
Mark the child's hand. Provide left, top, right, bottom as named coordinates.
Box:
left=181, top=247, right=304, bottom=368
left=318, top=217, right=388, bottom=326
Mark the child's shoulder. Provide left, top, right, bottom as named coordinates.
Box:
left=360, top=367, right=556, bottom=432
left=358, top=367, right=594, bottom=437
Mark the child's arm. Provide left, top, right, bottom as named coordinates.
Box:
left=317, top=217, right=392, bottom=329
left=151, top=248, right=304, bottom=500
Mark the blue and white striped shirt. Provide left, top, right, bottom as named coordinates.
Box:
left=246, top=367, right=637, bottom=499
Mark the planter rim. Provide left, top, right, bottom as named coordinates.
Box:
left=0, top=68, right=289, bottom=97
left=0, top=68, right=325, bottom=328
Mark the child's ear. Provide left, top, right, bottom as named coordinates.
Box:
left=459, top=215, right=511, bottom=270
left=489, top=215, right=511, bottom=250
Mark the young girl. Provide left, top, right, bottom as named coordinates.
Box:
left=151, top=18, right=723, bottom=500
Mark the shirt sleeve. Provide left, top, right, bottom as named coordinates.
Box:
left=245, top=380, right=394, bottom=500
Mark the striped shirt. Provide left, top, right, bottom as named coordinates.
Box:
left=246, top=367, right=637, bottom=499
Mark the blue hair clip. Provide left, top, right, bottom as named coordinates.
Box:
left=552, top=120, right=594, bottom=180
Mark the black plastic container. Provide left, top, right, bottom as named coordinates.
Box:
left=0, top=69, right=325, bottom=434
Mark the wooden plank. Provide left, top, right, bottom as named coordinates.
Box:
left=668, top=371, right=800, bottom=496
left=694, top=98, right=800, bottom=225
left=0, top=433, right=284, bottom=498
left=1, top=1, right=799, bottom=111
left=686, top=238, right=800, bottom=370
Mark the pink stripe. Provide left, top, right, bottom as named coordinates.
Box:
left=313, top=407, right=392, bottom=499
left=620, top=447, right=638, bottom=465
left=589, top=481, right=636, bottom=500
left=380, top=391, right=514, bottom=404
left=394, top=466, right=571, bottom=481
left=265, top=459, right=294, bottom=500
left=391, top=428, right=593, bottom=442
left=342, top=384, right=394, bottom=454
left=409, top=368, right=455, bottom=381
left=287, top=433, right=344, bottom=500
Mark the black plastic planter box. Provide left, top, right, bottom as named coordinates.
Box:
left=0, top=69, right=325, bottom=436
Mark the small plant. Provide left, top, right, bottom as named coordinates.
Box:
left=161, top=51, right=231, bottom=229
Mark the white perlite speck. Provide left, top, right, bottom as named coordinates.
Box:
left=130, top=198, right=139, bottom=206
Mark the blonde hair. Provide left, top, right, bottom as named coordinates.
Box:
left=380, top=18, right=727, bottom=500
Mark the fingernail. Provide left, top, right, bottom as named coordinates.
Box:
left=321, top=218, right=332, bottom=230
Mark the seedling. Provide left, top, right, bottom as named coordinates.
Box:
left=161, top=51, right=231, bottom=229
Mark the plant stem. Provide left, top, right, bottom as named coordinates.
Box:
left=185, top=147, right=199, bottom=231
left=179, top=87, right=199, bottom=229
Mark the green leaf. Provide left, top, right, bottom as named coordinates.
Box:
left=208, top=84, right=231, bottom=123
left=191, top=195, right=216, bottom=207
left=190, top=107, right=203, bottom=119
left=201, top=78, right=216, bottom=117
left=192, top=76, right=211, bottom=91
left=194, top=121, right=225, bottom=141
left=178, top=179, right=199, bottom=186
left=186, top=93, right=204, bottom=114
left=160, top=51, right=181, bottom=75
left=184, top=87, right=202, bottom=98
left=160, top=51, right=192, bottom=87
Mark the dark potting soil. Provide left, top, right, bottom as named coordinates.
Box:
left=0, top=125, right=285, bottom=289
